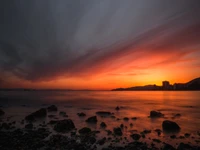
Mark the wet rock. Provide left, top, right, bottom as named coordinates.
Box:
left=184, top=133, right=190, bottom=138
left=78, top=127, right=91, bottom=135
left=150, top=110, right=164, bottom=118
left=0, top=123, right=10, bottom=130
left=120, top=124, right=124, bottom=128
left=113, top=127, right=123, bottom=136
left=152, top=138, right=161, bottom=143
left=170, top=135, right=176, bottom=139
left=142, top=129, right=151, bottom=134
left=177, top=143, right=192, bottom=150
left=163, top=143, right=176, bottom=150
left=77, top=112, right=86, bottom=117
left=123, top=117, right=129, bottom=121
left=131, top=117, right=137, bottom=120
left=115, top=106, right=120, bottom=111
left=97, top=137, right=106, bottom=145
left=47, top=105, right=58, bottom=112
left=86, top=116, right=97, bottom=123
left=162, top=120, right=180, bottom=132
left=106, top=130, right=112, bottom=135
left=25, top=123, right=33, bottom=129
left=100, top=122, right=107, bottom=128
left=25, top=108, right=47, bottom=121
left=130, top=134, right=141, bottom=140
left=0, top=109, right=5, bottom=116
left=96, top=111, right=112, bottom=116
left=54, top=119, right=75, bottom=132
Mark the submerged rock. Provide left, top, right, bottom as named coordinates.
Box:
left=78, top=127, right=91, bottom=135
left=0, top=109, right=5, bottom=116
left=47, top=105, right=58, bottom=112
left=100, top=122, right=107, bottom=128
left=130, top=134, right=141, bottom=140
left=162, top=120, right=180, bottom=132
left=113, top=127, right=123, bottom=136
left=150, top=111, right=164, bottom=118
left=25, top=108, right=47, bottom=121
left=86, top=116, right=97, bottom=123
left=54, top=119, right=75, bottom=132
left=77, top=112, right=86, bottom=117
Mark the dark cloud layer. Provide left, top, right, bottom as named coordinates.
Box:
left=0, top=0, right=200, bottom=82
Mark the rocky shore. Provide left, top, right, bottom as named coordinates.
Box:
left=0, top=107, right=200, bottom=150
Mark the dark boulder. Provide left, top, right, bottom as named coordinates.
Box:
left=177, top=143, right=192, bottom=150
left=0, top=109, right=5, bottom=116
left=130, top=134, right=141, bottom=140
left=54, top=119, right=75, bottom=132
left=25, top=108, right=47, bottom=121
left=113, top=127, right=122, bottom=136
left=123, top=117, right=129, bottom=121
left=0, top=123, right=10, bottom=130
left=47, top=105, right=58, bottom=112
left=150, top=111, right=164, bottom=118
left=25, top=123, right=33, bottom=129
left=78, top=127, right=91, bottom=135
left=77, top=112, right=86, bottom=117
left=100, top=122, right=107, bottom=128
left=86, top=116, right=97, bottom=123
left=59, top=111, right=68, bottom=117
left=97, top=137, right=106, bottom=145
left=96, top=111, right=112, bottom=116
left=162, top=120, right=180, bottom=132
left=163, top=144, right=176, bottom=150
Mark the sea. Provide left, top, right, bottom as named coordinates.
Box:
left=0, top=91, right=200, bottom=148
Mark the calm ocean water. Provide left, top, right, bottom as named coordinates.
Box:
left=0, top=91, right=200, bottom=147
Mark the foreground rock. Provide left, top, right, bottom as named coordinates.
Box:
left=0, top=109, right=5, bottom=116
left=113, top=127, right=122, bottom=136
left=100, top=122, right=107, bottom=128
left=47, top=105, right=58, bottom=112
left=86, top=116, right=97, bottom=123
left=25, top=108, right=47, bottom=121
left=162, top=120, right=180, bottom=132
left=150, top=110, right=164, bottom=118
left=78, top=127, right=91, bottom=135
left=54, top=119, right=75, bottom=132
left=130, top=134, right=141, bottom=140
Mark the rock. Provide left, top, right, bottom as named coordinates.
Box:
left=78, top=127, right=91, bottom=135
left=54, top=119, right=75, bottom=132
left=163, top=144, right=176, bottom=150
left=25, top=108, right=47, bottom=121
left=97, top=137, right=106, bottom=145
left=130, top=123, right=133, bottom=127
left=120, top=124, right=124, bottom=128
left=96, top=111, right=112, bottom=116
left=115, top=106, right=120, bottom=111
left=106, top=130, right=112, bottom=135
left=113, top=127, right=122, bottom=136
left=184, top=133, right=190, bottom=137
left=142, top=130, right=151, bottom=134
left=47, top=105, right=58, bottom=112
left=177, top=143, right=192, bottom=150
left=77, top=112, right=86, bottom=117
left=150, top=111, right=164, bottom=118
left=131, top=117, right=137, bottom=120
left=59, top=111, right=68, bottom=117
left=100, top=122, right=107, bottom=128
left=162, top=120, right=180, bottom=132
left=152, top=139, right=161, bottom=143
left=170, top=135, right=176, bottom=139
left=174, top=113, right=181, bottom=117
left=130, top=134, right=141, bottom=140
left=25, top=123, right=33, bottom=129
left=123, top=117, right=129, bottom=121
left=86, top=116, right=97, bottom=123
left=0, top=109, right=5, bottom=116
left=88, top=137, right=96, bottom=144
left=1, top=123, right=10, bottom=130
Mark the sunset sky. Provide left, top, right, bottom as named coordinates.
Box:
left=0, top=0, right=200, bottom=90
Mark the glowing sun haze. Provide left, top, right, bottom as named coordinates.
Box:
left=0, top=0, right=200, bottom=90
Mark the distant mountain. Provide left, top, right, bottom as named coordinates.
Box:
left=112, top=77, right=200, bottom=91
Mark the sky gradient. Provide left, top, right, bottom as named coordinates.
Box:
left=0, top=0, right=200, bottom=90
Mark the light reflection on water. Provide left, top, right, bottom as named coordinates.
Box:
left=0, top=91, right=200, bottom=147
